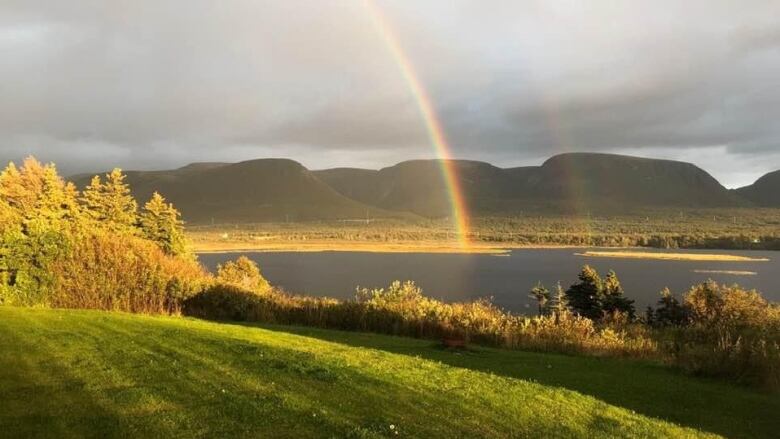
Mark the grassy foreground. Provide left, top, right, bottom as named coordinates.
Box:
left=1, top=309, right=778, bottom=438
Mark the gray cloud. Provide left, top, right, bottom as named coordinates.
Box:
left=0, top=0, right=779, bottom=187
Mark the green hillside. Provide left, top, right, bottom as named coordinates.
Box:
left=2, top=307, right=779, bottom=438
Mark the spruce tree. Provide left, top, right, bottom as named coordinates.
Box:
left=0, top=161, right=25, bottom=211
left=140, top=192, right=187, bottom=256
left=0, top=197, right=16, bottom=232
left=602, top=270, right=635, bottom=318
left=81, top=168, right=137, bottom=231
left=653, top=287, right=688, bottom=326
left=565, top=265, right=604, bottom=320
left=550, top=282, right=570, bottom=324
left=0, top=158, right=78, bottom=304
left=0, top=158, right=79, bottom=228
left=81, top=176, right=105, bottom=218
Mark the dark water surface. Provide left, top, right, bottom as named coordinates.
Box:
left=198, top=249, right=779, bottom=313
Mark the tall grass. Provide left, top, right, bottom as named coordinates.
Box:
left=184, top=273, right=779, bottom=391
left=185, top=280, right=657, bottom=358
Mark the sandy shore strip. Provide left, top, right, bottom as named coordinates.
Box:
left=692, top=269, right=758, bottom=276
left=192, top=240, right=510, bottom=254
left=575, top=251, right=769, bottom=262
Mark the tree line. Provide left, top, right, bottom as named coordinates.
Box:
left=0, top=157, right=197, bottom=310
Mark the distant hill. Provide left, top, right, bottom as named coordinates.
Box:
left=316, top=160, right=514, bottom=217
left=317, top=153, right=745, bottom=216
left=735, top=170, right=780, bottom=207
left=524, top=153, right=743, bottom=211
left=73, top=153, right=755, bottom=223
left=73, top=159, right=407, bottom=223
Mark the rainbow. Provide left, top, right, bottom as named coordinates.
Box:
left=362, top=0, right=471, bottom=248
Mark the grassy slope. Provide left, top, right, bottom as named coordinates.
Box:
left=0, top=309, right=776, bottom=438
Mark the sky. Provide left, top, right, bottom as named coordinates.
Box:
left=1, top=0, right=779, bottom=188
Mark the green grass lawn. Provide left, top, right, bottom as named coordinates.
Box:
left=0, top=308, right=777, bottom=438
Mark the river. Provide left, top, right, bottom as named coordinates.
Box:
left=198, top=248, right=779, bottom=313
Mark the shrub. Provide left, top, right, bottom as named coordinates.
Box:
left=652, top=281, right=780, bottom=390
left=216, top=256, right=270, bottom=292
left=183, top=282, right=267, bottom=321
left=185, top=277, right=657, bottom=359
left=50, top=232, right=206, bottom=314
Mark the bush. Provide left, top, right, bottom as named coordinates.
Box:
left=216, top=256, right=270, bottom=292
left=653, top=281, right=780, bottom=390
left=50, top=232, right=206, bottom=314
left=183, top=282, right=268, bottom=321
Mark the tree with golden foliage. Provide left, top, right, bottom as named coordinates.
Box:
left=216, top=256, right=270, bottom=292
left=81, top=168, right=137, bottom=232
left=0, top=157, right=204, bottom=310
left=140, top=192, right=187, bottom=256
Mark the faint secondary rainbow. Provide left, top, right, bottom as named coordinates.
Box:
left=362, top=0, right=471, bottom=247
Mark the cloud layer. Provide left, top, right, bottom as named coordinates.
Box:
left=1, top=0, right=779, bottom=187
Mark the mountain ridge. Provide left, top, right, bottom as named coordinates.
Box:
left=73, top=158, right=412, bottom=223
left=735, top=170, right=780, bottom=207
left=72, top=153, right=776, bottom=222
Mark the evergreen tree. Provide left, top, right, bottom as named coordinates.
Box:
left=0, top=197, right=16, bottom=232
left=140, top=192, right=187, bottom=256
left=644, top=306, right=655, bottom=325
left=0, top=158, right=79, bottom=229
left=602, top=270, right=636, bottom=319
left=653, top=287, right=689, bottom=326
left=0, top=161, right=26, bottom=211
left=529, top=281, right=550, bottom=316
left=0, top=158, right=78, bottom=304
left=81, top=176, right=105, bottom=218
left=565, top=267, right=636, bottom=320
left=0, top=165, right=22, bottom=234
left=550, top=282, right=570, bottom=324
left=565, top=265, right=604, bottom=320
left=39, top=164, right=81, bottom=225
left=81, top=169, right=137, bottom=231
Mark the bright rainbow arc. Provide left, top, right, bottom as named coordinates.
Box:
left=362, top=0, right=471, bottom=248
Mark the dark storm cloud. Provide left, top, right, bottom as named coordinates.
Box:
left=1, top=0, right=779, bottom=187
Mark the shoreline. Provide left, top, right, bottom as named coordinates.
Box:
left=192, top=240, right=774, bottom=258
left=190, top=240, right=605, bottom=254
left=193, top=241, right=512, bottom=254
left=576, top=250, right=769, bottom=262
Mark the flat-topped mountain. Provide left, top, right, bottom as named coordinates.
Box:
left=73, top=159, right=406, bottom=223
left=736, top=170, right=780, bottom=207
left=525, top=153, right=742, bottom=209
left=317, top=153, right=744, bottom=216
left=73, top=152, right=760, bottom=222
left=315, top=160, right=512, bottom=217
